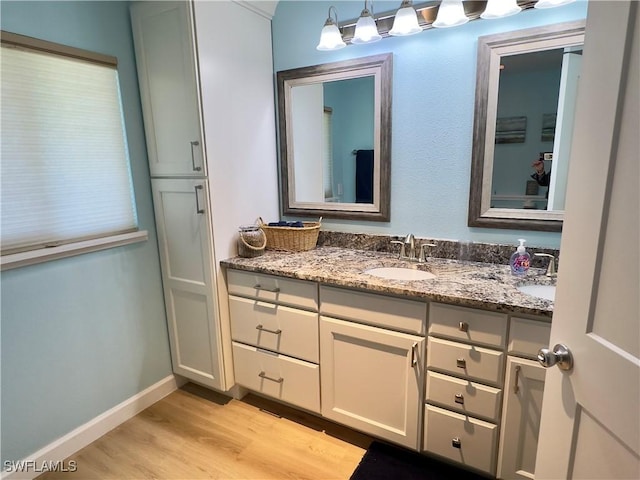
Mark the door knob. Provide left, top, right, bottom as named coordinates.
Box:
left=537, top=344, right=573, bottom=371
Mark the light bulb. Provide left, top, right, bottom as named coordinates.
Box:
left=316, top=7, right=346, bottom=51
left=433, top=0, right=469, bottom=28
left=352, top=7, right=381, bottom=44
left=389, top=0, right=422, bottom=36
left=535, top=0, right=577, bottom=8
left=481, top=0, right=522, bottom=19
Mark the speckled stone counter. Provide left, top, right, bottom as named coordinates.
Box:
left=220, top=247, right=555, bottom=319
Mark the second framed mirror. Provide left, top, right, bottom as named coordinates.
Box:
left=277, top=53, right=392, bottom=221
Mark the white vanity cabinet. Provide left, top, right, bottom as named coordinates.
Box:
left=131, top=0, right=279, bottom=392
left=130, top=1, right=204, bottom=177
left=319, top=286, right=427, bottom=450
left=497, top=317, right=551, bottom=480
left=227, top=270, right=321, bottom=413
left=425, top=302, right=507, bottom=476
left=151, top=179, right=222, bottom=388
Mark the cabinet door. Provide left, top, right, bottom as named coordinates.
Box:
left=497, top=357, right=546, bottom=480
left=320, top=316, right=425, bottom=449
left=131, top=1, right=205, bottom=176
left=152, top=178, right=224, bottom=389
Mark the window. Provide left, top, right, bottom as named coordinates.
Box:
left=1, top=32, right=144, bottom=269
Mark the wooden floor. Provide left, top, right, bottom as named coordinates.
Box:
left=37, top=383, right=373, bottom=479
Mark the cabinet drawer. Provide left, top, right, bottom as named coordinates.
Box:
left=427, top=337, right=504, bottom=386
left=227, top=269, right=318, bottom=311
left=429, top=303, right=508, bottom=348
left=320, top=285, right=426, bottom=335
left=232, top=342, right=320, bottom=413
left=426, top=371, right=502, bottom=422
left=508, top=317, right=551, bottom=359
left=424, top=404, right=498, bottom=476
left=229, top=296, right=319, bottom=363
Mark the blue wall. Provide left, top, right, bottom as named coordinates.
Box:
left=273, top=0, right=588, bottom=248
left=492, top=66, right=562, bottom=207
left=324, top=76, right=375, bottom=202
left=1, top=1, right=172, bottom=464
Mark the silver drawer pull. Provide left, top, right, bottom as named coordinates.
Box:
left=411, top=342, right=418, bottom=367
left=258, top=371, right=283, bottom=383
left=458, top=321, right=469, bottom=332
left=454, top=393, right=464, bottom=405
left=194, top=185, right=205, bottom=214
left=456, top=358, right=467, bottom=369
left=190, top=140, right=202, bottom=172
left=253, top=284, right=281, bottom=293
left=452, top=437, right=462, bottom=449
left=513, top=365, right=522, bottom=394
left=256, top=324, right=282, bottom=335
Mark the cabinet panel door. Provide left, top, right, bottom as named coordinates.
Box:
left=424, top=405, right=498, bottom=476
left=497, top=357, right=546, bottom=480
left=131, top=1, right=204, bottom=176
left=232, top=342, right=320, bottom=413
left=152, top=179, right=224, bottom=389
left=320, top=316, right=424, bottom=449
left=427, top=337, right=504, bottom=386
left=229, top=296, right=319, bottom=363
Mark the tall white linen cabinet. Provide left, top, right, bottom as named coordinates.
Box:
left=130, top=1, right=279, bottom=391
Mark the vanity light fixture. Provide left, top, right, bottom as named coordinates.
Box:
left=480, top=0, right=522, bottom=19
left=317, top=1, right=580, bottom=50
left=316, top=6, right=346, bottom=51
left=352, top=0, right=382, bottom=44
left=535, top=0, right=577, bottom=8
left=432, top=0, right=469, bottom=29
left=389, top=0, right=422, bottom=37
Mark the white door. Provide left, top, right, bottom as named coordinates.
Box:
left=151, top=178, right=225, bottom=390
left=319, top=316, right=425, bottom=449
left=535, top=2, right=639, bottom=479
left=130, top=1, right=205, bottom=177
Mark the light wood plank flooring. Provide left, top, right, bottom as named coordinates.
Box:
left=37, top=383, right=372, bottom=479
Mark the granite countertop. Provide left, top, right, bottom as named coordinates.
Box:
left=220, top=247, right=555, bottom=318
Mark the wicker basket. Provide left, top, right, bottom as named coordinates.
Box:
left=259, top=218, right=321, bottom=252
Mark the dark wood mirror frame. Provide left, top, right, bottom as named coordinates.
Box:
left=468, top=20, right=585, bottom=232
left=277, top=53, right=392, bottom=221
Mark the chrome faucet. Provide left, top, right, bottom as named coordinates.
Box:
left=534, top=253, right=557, bottom=277
left=391, top=234, right=436, bottom=263
left=405, top=234, right=416, bottom=260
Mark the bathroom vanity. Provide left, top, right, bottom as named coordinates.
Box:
left=221, top=247, right=553, bottom=478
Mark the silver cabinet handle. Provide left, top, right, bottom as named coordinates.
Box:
left=256, top=324, right=282, bottom=335
left=452, top=437, right=462, bottom=449
left=411, top=342, right=418, bottom=367
left=513, top=365, right=522, bottom=394
left=194, top=185, right=204, bottom=214
left=253, top=284, right=281, bottom=293
left=454, top=393, right=464, bottom=405
left=456, top=358, right=466, bottom=369
left=190, top=140, right=202, bottom=172
left=458, top=321, right=469, bottom=332
left=258, top=371, right=283, bottom=383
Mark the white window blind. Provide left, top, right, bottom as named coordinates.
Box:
left=323, top=107, right=334, bottom=200
left=1, top=34, right=137, bottom=254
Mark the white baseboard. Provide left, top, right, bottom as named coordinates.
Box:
left=2, top=374, right=181, bottom=480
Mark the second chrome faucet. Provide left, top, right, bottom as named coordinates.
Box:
left=391, top=234, right=436, bottom=263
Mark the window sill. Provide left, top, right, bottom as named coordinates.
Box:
left=1, top=230, right=148, bottom=271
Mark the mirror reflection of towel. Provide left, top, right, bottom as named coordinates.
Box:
left=355, top=149, right=374, bottom=203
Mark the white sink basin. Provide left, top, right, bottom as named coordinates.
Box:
left=364, top=267, right=436, bottom=281
left=517, top=284, right=556, bottom=301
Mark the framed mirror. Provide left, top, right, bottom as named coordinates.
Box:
left=277, top=53, right=392, bottom=221
left=468, top=20, right=585, bottom=232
